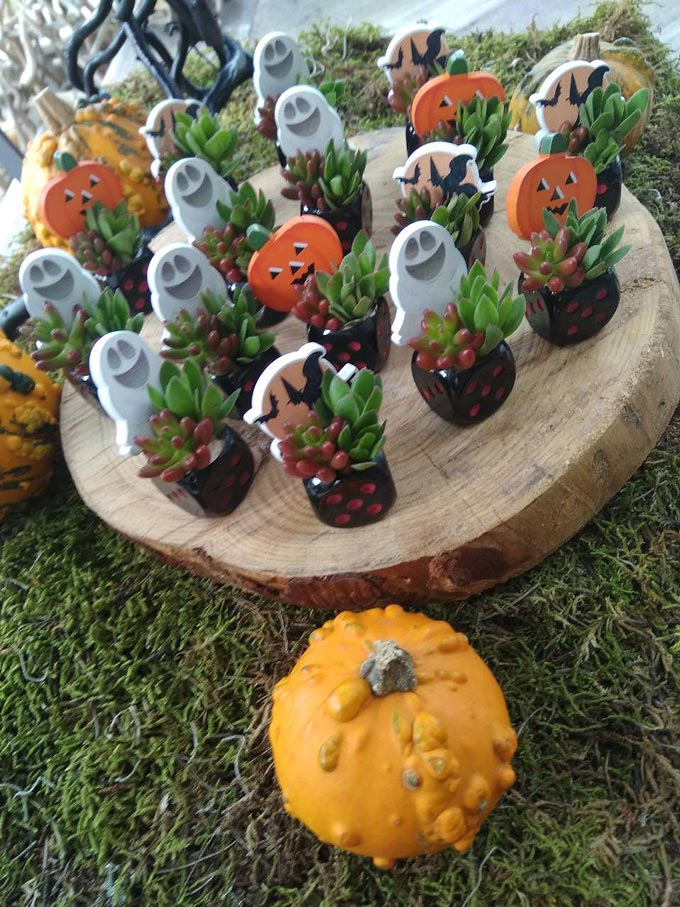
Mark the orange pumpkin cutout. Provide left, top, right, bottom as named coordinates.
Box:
left=247, top=215, right=343, bottom=313
left=506, top=133, right=597, bottom=240
left=37, top=152, right=124, bottom=241
left=410, top=50, right=505, bottom=137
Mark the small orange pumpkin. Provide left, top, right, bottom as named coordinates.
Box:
left=270, top=604, right=517, bottom=869
left=411, top=51, right=505, bottom=137
left=37, top=151, right=124, bottom=241
left=506, top=132, right=597, bottom=240
left=247, top=216, right=343, bottom=313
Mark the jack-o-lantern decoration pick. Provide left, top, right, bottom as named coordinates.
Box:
left=37, top=152, right=124, bottom=241
left=393, top=141, right=496, bottom=203
left=377, top=26, right=449, bottom=84
left=506, top=133, right=597, bottom=240
left=530, top=59, right=610, bottom=137
left=247, top=216, right=343, bottom=313
left=410, top=50, right=505, bottom=137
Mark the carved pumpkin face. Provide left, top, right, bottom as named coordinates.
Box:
left=37, top=153, right=124, bottom=241
left=506, top=134, right=597, bottom=240
left=410, top=52, right=505, bottom=136
left=247, top=216, right=343, bottom=313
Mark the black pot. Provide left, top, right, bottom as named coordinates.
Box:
left=478, top=168, right=495, bottom=227
left=227, top=279, right=288, bottom=329
left=457, top=227, right=487, bottom=270
left=211, top=346, right=280, bottom=417
left=593, top=156, right=622, bottom=220
left=303, top=452, right=396, bottom=528
left=307, top=296, right=391, bottom=373
left=64, top=369, right=101, bottom=411
left=301, top=182, right=372, bottom=255
left=275, top=141, right=288, bottom=168
left=521, top=268, right=620, bottom=345
left=98, top=249, right=153, bottom=315
left=175, top=429, right=254, bottom=516
left=405, top=116, right=421, bottom=156
left=411, top=342, right=516, bottom=425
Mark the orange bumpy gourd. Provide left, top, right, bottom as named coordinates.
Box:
left=0, top=333, right=60, bottom=519
left=270, top=603, right=517, bottom=869
left=22, top=89, right=168, bottom=250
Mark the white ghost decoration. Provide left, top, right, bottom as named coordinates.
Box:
left=274, top=86, right=344, bottom=159
left=89, top=331, right=163, bottom=457
left=19, top=248, right=101, bottom=327
left=147, top=243, right=227, bottom=325
left=389, top=221, right=467, bottom=346
left=253, top=32, right=309, bottom=102
left=165, top=157, right=235, bottom=243
left=139, top=98, right=203, bottom=161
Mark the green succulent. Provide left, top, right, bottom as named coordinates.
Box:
left=455, top=94, right=510, bottom=173
left=580, top=82, right=650, bottom=173
left=282, top=141, right=367, bottom=210
left=430, top=192, right=481, bottom=247
left=71, top=200, right=142, bottom=274
left=408, top=303, right=485, bottom=371
left=172, top=110, right=239, bottom=179
left=453, top=261, right=525, bottom=357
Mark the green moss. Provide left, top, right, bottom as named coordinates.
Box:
left=1, top=3, right=679, bottom=906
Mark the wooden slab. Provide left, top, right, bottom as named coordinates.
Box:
left=61, top=128, right=680, bottom=609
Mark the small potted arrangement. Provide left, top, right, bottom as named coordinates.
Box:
left=392, top=187, right=486, bottom=269
left=386, top=67, right=431, bottom=156
left=281, top=140, right=371, bottom=252
left=409, top=261, right=524, bottom=424
left=24, top=288, right=143, bottom=405
left=160, top=286, right=279, bottom=416
left=135, top=358, right=255, bottom=517
left=513, top=200, right=629, bottom=344
left=278, top=367, right=395, bottom=528
left=165, top=108, right=240, bottom=187
left=291, top=231, right=391, bottom=373
left=70, top=200, right=152, bottom=314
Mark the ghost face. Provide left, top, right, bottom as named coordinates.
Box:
left=389, top=222, right=467, bottom=346
left=275, top=86, right=344, bottom=159
left=19, top=248, right=101, bottom=325
left=530, top=60, right=610, bottom=134
left=148, top=244, right=227, bottom=324
left=165, top=158, right=233, bottom=243
left=140, top=98, right=202, bottom=160
left=253, top=32, right=309, bottom=102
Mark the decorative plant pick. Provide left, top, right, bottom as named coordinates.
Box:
left=139, top=98, right=202, bottom=163
left=253, top=32, right=309, bottom=102
left=377, top=26, right=449, bottom=84
left=410, top=50, right=505, bottom=136
left=393, top=141, right=496, bottom=203
left=389, top=221, right=467, bottom=346
left=89, top=331, right=163, bottom=457
left=530, top=59, right=610, bottom=137
left=274, top=86, right=344, bottom=159
left=19, top=248, right=101, bottom=325
left=148, top=244, right=227, bottom=325
left=506, top=132, right=597, bottom=240
left=165, top=158, right=236, bottom=243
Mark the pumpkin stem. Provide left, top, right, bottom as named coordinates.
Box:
left=539, top=132, right=568, bottom=156
left=569, top=32, right=601, bottom=62
left=33, top=88, right=75, bottom=134
left=446, top=50, right=469, bottom=76
left=359, top=639, right=417, bottom=696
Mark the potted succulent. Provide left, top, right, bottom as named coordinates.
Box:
left=278, top=367, right=395, bottom=528
left=281, top=140, right=371, bottom=252
left=165, top=108, right=240, bottom=187
left=409, top=261, right=524, bottom=424
left=160, top=286, right=279, bottom=416
left=135, top=358, right=254, bottom=517
left=24, top=288, right=143, bottom=405
left=386, top=67, right=431, bottom=156
left=513, top=199, right=630, bottom=345
left=70, top=200, right=152, bottom=314
left=392, top=187, right=486, bottom=269
left=291, top=231, right=391, bottom=373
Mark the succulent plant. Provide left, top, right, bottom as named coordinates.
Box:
left=387, top=67, right=429, bottom=115
left=194, top=182, right=275, bottom=282
left=281, top=147, right=325, bottom=207
left=70, top=200, right=143, bottom=275
left=408, top=303, right=486, bottom=371
left=26, top=289, right=143, bottom=373
left=292, top=231, right=388, bottom=330
left=255, top=95, right=277, bottom=141
left=282, top=141, right=367, bottom=210
left=393, top=188, right=481, bottom=248
left=171, top=109, right=239, bottom=180
left=455, top=94, right=510, bottom=173
left=161, top=286, right=276, bottom=376
left=135, top=358, right=239, bottom=482
left=279, top=368, right=385, bottom=483
left=579, top=82, right=650, bottom=172
left=514, top=199, right=630, bottom=293
left=392, top=186, right=437, bottom=235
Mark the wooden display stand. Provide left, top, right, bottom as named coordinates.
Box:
left=60, top=129, right=680, bottom=609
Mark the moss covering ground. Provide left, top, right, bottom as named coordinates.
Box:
left=1, top=3, right=679, bottom=905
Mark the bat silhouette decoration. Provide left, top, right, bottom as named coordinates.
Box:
left=410, top=28, right=447, bottom=72
left=383, top=47, right=404, bottom=71
left=530, top=61, right=610, bottom=135
left=568, top=65, right=609, bottom=105
left=534, top=81, right=562, bottom=108
left=429, top=156, right=479, bottom=199
left=280, top=350, right=324, bottom=408
left=395, top=162, right=421, bottom=187
left=254, top=393, right=280, bottom=424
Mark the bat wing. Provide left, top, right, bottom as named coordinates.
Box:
left=587, top=64, right=609, bottom=92
left=568, top=74, right=584, bottom=106
left=537, top=80, right=562, bottom=108
left=429, top=158, right=443, bottom=189
left=301, top=351, right=324, bottom=406
left=281, top=377, right=304, bottom=405
left=410, top=37, right=424, bottom=66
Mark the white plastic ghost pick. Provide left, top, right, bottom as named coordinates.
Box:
left=274, top=86, right=344, bottom=159
left=19, top=248, right=101, bottom=327
left=253, top=32, right=309, bottom=102
left=147, top=243, right=227, bottom=325
left=165, top=157, right=235, bottom=242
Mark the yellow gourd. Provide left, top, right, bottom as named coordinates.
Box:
left=0, top=333, right=60, bottom=519
left=269, top=604, right=517, bottom=869
left=21, top=89, right=168, bottom=250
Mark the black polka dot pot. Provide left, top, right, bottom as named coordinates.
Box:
left=405, top=117, right=421, bottom=156
left=301, top=182, right=372, bottom=255
left=307, top=296, right=391, bottom=373
left=411, top=343, right=516, bottom=425
left=227, top=280, right=288, bottom=329
left=522, top=268, right=621, bottom=345
left=303, top=452, right=396, bottom=528
left=478, top=168, right=495, bottom=227
left=175, top=429, right=255, bottom=516
left=100, top=249, right=153, bottom=315
left=457, top=227, right=487, bottom=270
left=211, top=346, right=280, bottom=418
left=593, top=156, right=622, bottom=220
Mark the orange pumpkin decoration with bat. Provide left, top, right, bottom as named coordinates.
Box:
left=410, top=50, right=505, bottom=136
left=37, top=152, right=124, bottom=241
left=270, top=604, right=517, bottom=869
left=506, top=133, right=597, bottom=240
left=247, top=215, right=343, bottom=313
